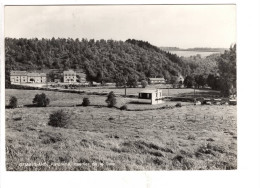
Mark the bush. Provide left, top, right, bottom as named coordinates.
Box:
left=9, top=96, right=18, bottom=108
left=106, top=91, right=117, bottom=107
left=175, top=103, right=182, bottom=107
left=120, top=104, right=128, bottom=110
left=141, top=80, right=148, bottom=88
left=82, top=97, right=90, bottom=106
left=48, top=110, right=71, bottom=128
left=33, top=93, right=50, bottom=107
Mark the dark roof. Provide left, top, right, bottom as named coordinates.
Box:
left=10, top=71, right=27, bottom=76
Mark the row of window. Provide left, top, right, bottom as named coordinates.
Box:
left=139, top=92, right=162, bottom=99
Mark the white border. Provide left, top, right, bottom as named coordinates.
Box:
left=1, top=1, right=260, bottom=188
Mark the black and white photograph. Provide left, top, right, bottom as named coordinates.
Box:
left=3, top=5, right=238, bottom=171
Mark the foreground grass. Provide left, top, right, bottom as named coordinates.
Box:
left=6, top=103, right=237, bottom=171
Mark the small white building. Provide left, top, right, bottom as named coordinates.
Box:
left=149, top=78, right=166, bottom=84
left=63, top=70, right=76, bottom=83
left=138, top=89, right=163, bottom=105
left=10, top=71, right=46, bottom=84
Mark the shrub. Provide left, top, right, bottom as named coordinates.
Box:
left=33, top=93, right=50, bottom=107
left=9, top=96, right=18, bottom=108
left=106, top=91, right=117, bottom=107
left=141, top=80, right=148, bottom=88
left=48, top=110, right=71, bottom=128
left=120, top=104, right=128, bottom=110
left=82, top=97, right=90, bottom=106
left=175, top=103, right=182, bottom=107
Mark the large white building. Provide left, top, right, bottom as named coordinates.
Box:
left=63, top=70, right=77, bottom=83
left=10, top=71, right=46, bottom=84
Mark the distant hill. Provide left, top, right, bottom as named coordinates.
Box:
left=160, top=47, right=227, bottom=53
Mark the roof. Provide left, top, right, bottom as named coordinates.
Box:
left=149, top=78, right=165, bottom=81
left=10, top=71, right=28, bottom=76
left=139, top=89, right=162, bottom=94
left=27, top=72, right=46, bottom=77
left=64, top=70, right=76, bottom=74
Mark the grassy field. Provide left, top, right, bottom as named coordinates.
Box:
left=5, top=89, right=236, bottom=171
left=80, top=87, right=220, bottom=98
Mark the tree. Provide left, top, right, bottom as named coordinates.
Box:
left=206, top=74, right=216, bottom=89
left=170, top=76, right=178, bottom=88
left=47, top=71, right=56, bottom=82
left=115, top=73, right=126, bottom=87
left=184, top=76, right=194, bottom=88
left=82, top=97, right=90, bottom=106
left=33, top=93, right=50, bottom=107
left=195, top=74, right=206, bottom=88
left=96, top=70, right=104, bottom=84
left=106, top=91, right=116, bottom=107
left=48, top=110, right=71, bottom=128
left=9, top=96, right=18, bottom=108
left=141, top=80, right=148, bottom=88
left=217, top=44, right=236, bottom=96
left=127, top=75, right=138, bottom=88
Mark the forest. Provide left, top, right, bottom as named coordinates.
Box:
left=5, top=38, right=236, bottom=95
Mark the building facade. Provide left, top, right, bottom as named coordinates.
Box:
left=63, top=70, right=77, bottom=83
left=138, top=89, right=163, bottom=105
left=149, top=78, right=166, bottom=84
left=10, top=71, right=28, bottom=84
left=10, top=71, right=46, bottom=84
left=27, top=73, right=46, bottom=83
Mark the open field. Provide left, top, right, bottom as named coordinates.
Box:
left=81, top=87, right=220, bottom=98
left=5, top=89, right=236, bottom=171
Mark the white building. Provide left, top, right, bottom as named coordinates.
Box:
left=138, top=89, right=163, bottom=105
left=27, top=72, right=46, bottom=83
left=10, top=71, right=46, bottom=84
left=63, top=70, right=76, bottom=83
left=10, top=71, right=28, bottom=84
left=149, top=78, right=166, bottom=84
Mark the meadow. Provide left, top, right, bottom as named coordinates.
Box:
left=5, top=89, right=236, bottom=171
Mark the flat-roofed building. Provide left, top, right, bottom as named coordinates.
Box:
left=138, top=89, right=163, bottom=105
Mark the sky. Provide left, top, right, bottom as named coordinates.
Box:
left=4, top=5, right=236, bottom=48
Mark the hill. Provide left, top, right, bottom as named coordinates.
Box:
left=5, top=38, right=185, bottom=87
left=160, top=47, right=227, bottom=53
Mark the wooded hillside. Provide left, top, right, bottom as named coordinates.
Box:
left=5, top=38, right=223, bottom=88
